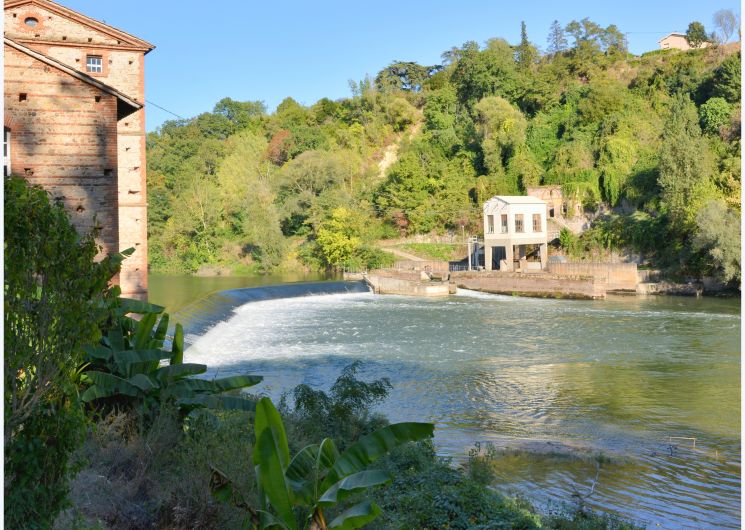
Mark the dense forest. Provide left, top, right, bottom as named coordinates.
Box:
left=147, top=17, right=741, bottom=283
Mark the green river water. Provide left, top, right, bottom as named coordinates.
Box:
left=150, top=274, right=741, bottom=529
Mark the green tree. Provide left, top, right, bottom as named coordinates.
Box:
left=516, top=21, right=538, bottom=70
left=711, top=52, right=741, bottom=103
left=547, top=20, right=568, bottom=55
left=474, top=96, right=527, bottom=181
left=685, top=21, right=709, bottom=48
left=693, top=200, right=741, bottom=283
left=5, top=178, right=121, bottom=529
left=658, top=94, right=715, bottom=229
left=315, top=207, right=364, bottom=267
left=375, top=61, right=437, bottom=92
left=450, top=40, right=523, bottom=108
left=699, top=97, right=732, bottom=135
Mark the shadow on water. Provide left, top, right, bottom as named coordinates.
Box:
left=173, top=282, right=740, bottom=529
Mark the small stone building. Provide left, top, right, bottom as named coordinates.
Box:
left=483, top=196, right=548, bottom=272
left=4, top=0, right=154, bottom=299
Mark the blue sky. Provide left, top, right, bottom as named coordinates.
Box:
left=62, top=0, right=740, bottom=131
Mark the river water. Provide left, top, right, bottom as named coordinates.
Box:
left=151, top=276, right=741, bottom=529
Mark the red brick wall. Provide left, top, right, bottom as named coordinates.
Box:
left=5, top=1, right=151, bottom=299
left=4, top=43, right=120, bottom=259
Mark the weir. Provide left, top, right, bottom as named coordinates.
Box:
left=172, top=280, right=369, bottom=346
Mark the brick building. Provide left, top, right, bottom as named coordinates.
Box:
left=4, top=0, right=154, bottom=298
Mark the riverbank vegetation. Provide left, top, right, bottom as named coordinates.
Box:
left=147, top=15, right=740, bottom=285
left=7, top=177, right=643, bottom=529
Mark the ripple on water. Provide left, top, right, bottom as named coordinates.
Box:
left=184, top=289, right=741, bottom=529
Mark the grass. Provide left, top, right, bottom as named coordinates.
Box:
left=398, top=243, right=466, bottom=261
left=57, top=366, right=645, bottom=530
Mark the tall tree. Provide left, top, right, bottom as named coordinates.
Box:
left=515, top=21, right=538, bottom=69
left=546, top=20, right=568, bottom=54
left=685, top=21, right=709, bottom=48
left=658, top=94, right=714, bottom=229
left=712, top=9, right=738, bottom=44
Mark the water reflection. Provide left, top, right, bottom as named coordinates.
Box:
left=181, top=285, right=740, bottom=529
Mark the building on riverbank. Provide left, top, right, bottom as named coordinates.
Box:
left=483, top=196, right=548, bottom=272
left=3, top=0, right=154, bottom=299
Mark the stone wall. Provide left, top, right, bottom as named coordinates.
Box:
left=393, top=260, right=451, bottom=273
left=452, top=271, right=606, bottom=299
left=366, top=273, right=451, bottom=297
left=547, top=262, right=638, bottom=292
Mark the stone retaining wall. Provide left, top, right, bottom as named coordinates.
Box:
left=548, top=262, right=637, bottom=292
left=452, top=271, right=605, bottom=300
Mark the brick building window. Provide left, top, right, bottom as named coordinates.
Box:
left=86, top=55, right=103, bottom=73
left=24, top=17, right=38, bottom=26
left=515, top=214, right=524, bottom=233
left=3, top=128, right=10, bottom=177
left=501, top=214, right=508, bottom=233
left=533, top=213, right=541, bottom=232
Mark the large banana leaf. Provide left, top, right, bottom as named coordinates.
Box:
left=153, top=363, right=207, bottom=383
left=254, top=398, right=296, bottom=530
left=153, top=313, right=169, bottom=346
left=116, top=297, right=165, bottom=316
left=208, top=375, right=263, bottom=392
left=327, top=500, right=382, bottom=530
left=81, top=371, right=145, bottom=402
left=170, top=323, right=184, bottom=365
left=318, top=470, right=391, bottom=507
left=322, top=422, right=433, bottom=490
left=106, top=325, right=125, bottom=352
left=166, top=375, right=263, bottom=396
left=133, top=312, right=158, bottom=350
left=83, top=344, right=113, bottom=362
left=176, top=395, right=257, bottom=412
left=286, top=438, right=339, bottom=506
left=112, top=349, right=172, bottom=378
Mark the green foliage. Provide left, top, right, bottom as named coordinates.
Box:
left=4, top=177, right=122, bottom=529
left=81, top=303, right=262, bottom=423
left=371, top=441, right=541, bottom=530
left=699, top=97, right=732, bottom=135
left=710, top=53, right=741, bottom=103
left=283, top=362, right=392, bottom=451
left=692, top=200, right=741, bottom=283
left=685, top=21, right=709, bottom=48
left=213, top=396, right=434, bottom=530
left=658, top=94, right=716, bottom=230
left=147, top=28, right=739, bottom=281
left=399, top=243, right=462, bottom=261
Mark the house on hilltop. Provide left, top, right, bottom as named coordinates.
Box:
left=658, top=32, right=710, bottom=51
left=483, top=196, right=548, bottom=272
left=4, top=0, right=154, bottom=299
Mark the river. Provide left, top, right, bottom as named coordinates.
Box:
left=150, top=275, right=741, bottom=529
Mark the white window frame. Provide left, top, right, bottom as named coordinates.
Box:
left=86, top=55, right=103, bottom=73
left=3, top=128, right=10, bottom=177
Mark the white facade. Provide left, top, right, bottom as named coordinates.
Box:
left=483, top=196, right=548, bottom=272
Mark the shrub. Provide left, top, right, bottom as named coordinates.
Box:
left=4, top=177, right=120, bottom=529
left=699, top=97, right=732, bottom=135
left=281, top=361, right=392, bottom=451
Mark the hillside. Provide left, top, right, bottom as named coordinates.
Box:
left=147, top=21, right=741, bottom=283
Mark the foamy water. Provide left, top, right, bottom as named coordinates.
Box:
left=182, top=287, right=741, bottom=529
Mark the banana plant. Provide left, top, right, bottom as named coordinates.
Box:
left=211, top=397, right=434, bottom=530
left=81, top=300, right=262, bottom=416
